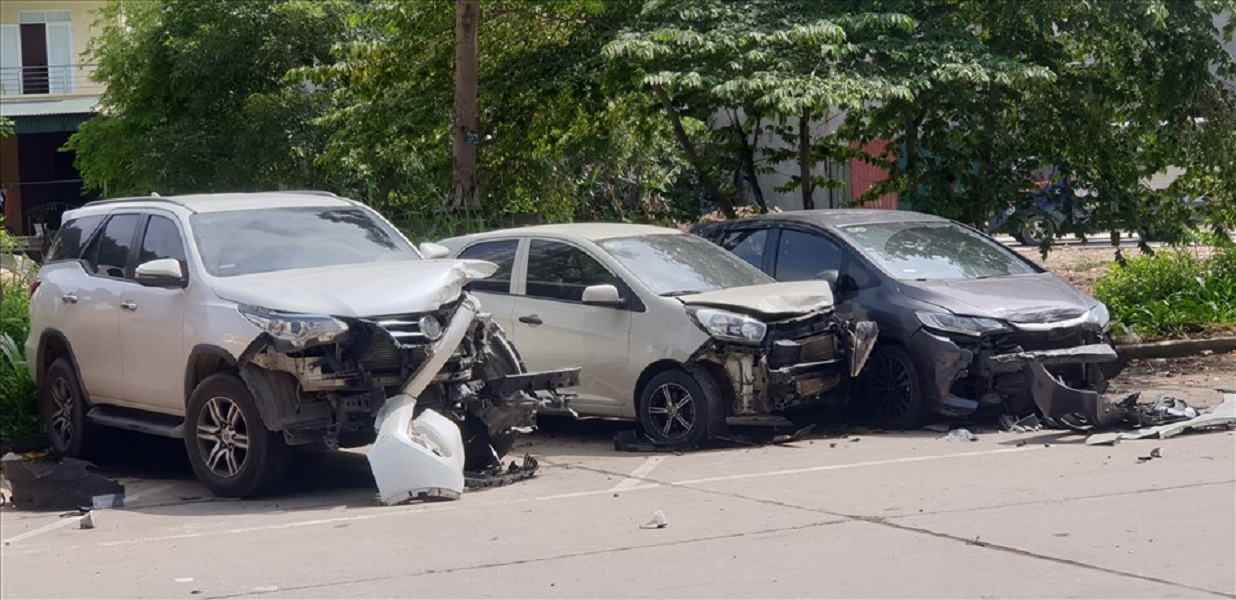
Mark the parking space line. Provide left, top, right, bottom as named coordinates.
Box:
left=611, top=456, right=666, bottom=491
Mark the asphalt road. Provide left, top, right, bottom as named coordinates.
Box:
left=2, top=415, right=1233, bottom=599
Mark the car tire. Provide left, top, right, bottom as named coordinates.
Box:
left=185, top=373, right=291, bottom=498
left=38, top=358, right=102, bottom=458
left=1017, top=215, right=1051, bottom=246
left=860, top=345, right=925, bottom=430
left=638, top=369, right=710, bottom=446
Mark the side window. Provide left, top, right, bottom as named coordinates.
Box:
left=718, top=228, right=769, bottom=270
left=525, top=240, right=620, bottom=302
left=138, top=215, right=188, bottom=269
left=775, top=229, right=843, bottom=282
left=83, top=214, right=141, bottom=279
left=458, top=239, right=517, bottom=294
left=44, top=215, right=105, bottom=263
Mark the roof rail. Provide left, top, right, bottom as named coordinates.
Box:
left=281, top=190, right=341, bottom=198
left=84, top=196, right=187, bottom=208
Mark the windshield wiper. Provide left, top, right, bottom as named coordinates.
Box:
left=661, top=290, right=704, bottom=297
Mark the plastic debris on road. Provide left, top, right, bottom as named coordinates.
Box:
left=1086, top=390, right=1236, bottom=446
left=944, top=428, right=978, bottom=443
left=640, top=510, right=668, bottom=529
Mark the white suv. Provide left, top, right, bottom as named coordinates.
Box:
left=27, top=192, right=574, bottom=498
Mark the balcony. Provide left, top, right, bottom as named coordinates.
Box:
left=0, top=63, right=104, bottom=99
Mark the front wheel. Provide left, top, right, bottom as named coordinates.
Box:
left=638, top=369, right=711, bottom=446
left=860, top=345, right=926, bottom=429
left=185, top=374, right=291, bottom=498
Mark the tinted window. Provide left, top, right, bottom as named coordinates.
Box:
left=458, top=239, right=517, bottom=294
left=840, top=222, right=1039, bottom=280
left=138, top=216, right=187, bottom=266
left=718, top=228, right=768, bottom=270
left=191, top=207, right=416, bottom=277
left=44, top=215, right=105, bottom=263
left=525, top=240, right=621, bottom=302
left=775, top=229, right=843, bottom=281
left=85, top=214, right=141, bottom=279
left=597, top=234, right=772, bottom=296
left=845, top=254, right=880, bottom=289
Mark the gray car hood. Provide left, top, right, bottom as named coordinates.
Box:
left=898, top=272, right=1096, bottom=323
left=212, top=259, right=498, bottom=317
left=678, top=281, right=835, bottom=319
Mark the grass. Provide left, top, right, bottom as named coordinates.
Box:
left=1094, top=246, right=1236, bottom=341
left=1, top=223, right=40, bottom=443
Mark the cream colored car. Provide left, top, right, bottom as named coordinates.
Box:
left=441, top=224, right=875, bottom=445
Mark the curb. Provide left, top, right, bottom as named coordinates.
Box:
left=1116, top=336, right=1236, bottom=360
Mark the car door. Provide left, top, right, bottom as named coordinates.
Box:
left=455, top=238, right=519, bottom=333
left=508, top=238, right=633, bottom=416
left=118, top=213, right=190, bottom=412
left=69, top=213, right=144, bottom=403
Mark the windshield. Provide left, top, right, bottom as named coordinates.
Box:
left=596, top=233, right=773, bottom=295
left=839, top=222, right=1039, bottom=280
left=191, top=207, right=417, bottom=277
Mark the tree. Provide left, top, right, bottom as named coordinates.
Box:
left=447, top=0, right=481, bottom=210
left=68, top=0, right=352, bottom=197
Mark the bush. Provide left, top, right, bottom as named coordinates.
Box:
left=1, top=224, right=39, bottom=442
left=1094, top=248, right=1236, bottom=340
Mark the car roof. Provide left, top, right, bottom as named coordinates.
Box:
left=73, top=191, right=357, bottom=216
left=700, top=209, right=952, bottom=230
left=442, top=222, right=683, bottom=247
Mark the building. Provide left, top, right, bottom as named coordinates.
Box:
left=1, top=0, right=107, bottom=237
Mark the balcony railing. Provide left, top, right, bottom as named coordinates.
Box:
left=0, top=64, right=104, bottom=98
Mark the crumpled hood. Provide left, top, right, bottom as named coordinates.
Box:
left=899, top=272, right=1096, bottom=323
left=212, top=259, right=497, bottom=317
left=678, top=281, right=834, bottom=319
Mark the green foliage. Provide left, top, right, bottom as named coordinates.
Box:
left=1094, top=248, right=1236, bottom=339
left=0, top=225, right=39, bottom=442
left=68, top=0, right=354, bottom=197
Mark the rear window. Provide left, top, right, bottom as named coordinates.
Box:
left=44, top=215, right=105, bottom=263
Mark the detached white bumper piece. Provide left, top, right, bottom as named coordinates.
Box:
left=368, top=395, right=465, bottom=505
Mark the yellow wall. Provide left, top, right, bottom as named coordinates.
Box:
left=1, top=0, right=109, bottom=95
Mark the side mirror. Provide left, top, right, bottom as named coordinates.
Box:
left=817, top=270, right=858, bottom=297
left=135, top=259, right=187, bottom=288
left=419, top=242, right=450, bottom=260
left=582, top=284, right=625, bottom=308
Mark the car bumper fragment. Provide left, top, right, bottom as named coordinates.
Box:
left=985, top=343, right=1118, bottom=374
left=1025, top=360, right=1122, bottom=429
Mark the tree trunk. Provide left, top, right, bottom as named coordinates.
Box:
left=799, top=108, right=814, bottom=210
left=731, top=110, right=767, bottom=213
left=446, top=0, right=480, bottom=210
left=650, top=84, right=734, bottom=218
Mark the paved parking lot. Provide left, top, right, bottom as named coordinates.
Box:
left=2, top=414, right=1233, bottom=599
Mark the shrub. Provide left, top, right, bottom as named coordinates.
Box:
left=0, top=224, right=39, bottom=442
left=1094, top=248, right=1236, bottom=340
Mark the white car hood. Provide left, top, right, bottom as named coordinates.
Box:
left=678, top=280, right=835, bottom=318
left=212, top=259, right=497, bottom=317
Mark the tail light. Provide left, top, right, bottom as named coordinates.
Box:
left=28, top=278, right=41, bottom=296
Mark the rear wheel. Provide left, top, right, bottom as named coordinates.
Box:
left=185, top=374, right=291, bottom=498
left=38, top=358, right=102, bottom=458
left=1016, top=215, right=1051, bottom=246
left=638, top=369, right=710, bottom=446
left=860, top=346, right=925, bottom=429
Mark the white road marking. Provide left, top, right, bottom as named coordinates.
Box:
left=611, top=456, right=667, bottom=491
left=1, top=483, right=176, bottom=545
left=2, top=446, right=1041, bottom=554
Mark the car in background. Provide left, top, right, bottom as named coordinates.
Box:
left=439, top=224, right=876, bottom=446
left=694, top=210, right=1123, bottom=428
left=27, top=192, right=574, bottom=499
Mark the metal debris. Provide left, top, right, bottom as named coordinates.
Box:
left=640, top=510, right=668, bottom=529
left=1085, top=391, right=1236, bottom=445
left=464, top=454, right=539, bottom=490
left=999, top=413, right=1042, bottom=433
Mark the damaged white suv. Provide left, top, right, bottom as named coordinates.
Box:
left=27, top=192, right=576, bottom=500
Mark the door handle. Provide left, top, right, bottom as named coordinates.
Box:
left=518, top=314, right=543, bottom=326
left=61, top=294, right=78, bottom=304
left=120, top=301, right=138, bottom=311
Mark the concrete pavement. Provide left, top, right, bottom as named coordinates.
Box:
left=2, top=420, right=1233, bottom=599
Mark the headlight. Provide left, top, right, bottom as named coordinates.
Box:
left=1084, top=302, right=1111, bottom=330
left=917, top=312, right=1009, bottom=337
left=239, top=305, right=348, bottom=348
left=687, top=307, right=767, bottom=344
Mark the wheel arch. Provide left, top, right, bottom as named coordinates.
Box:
left=635, top=358, right=732, bottom=437
left=35, top=329, right=84, bottom=390
left=184, top=345, right=239, bottom=405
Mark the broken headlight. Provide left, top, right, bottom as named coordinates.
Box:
left=239, top=305, right=348, bottom=348
left=1083, top=302, right=1110, bottom=330
left=917, top=312, right=1009, bottom=337
left=687, top=307, right=767, bottom=344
